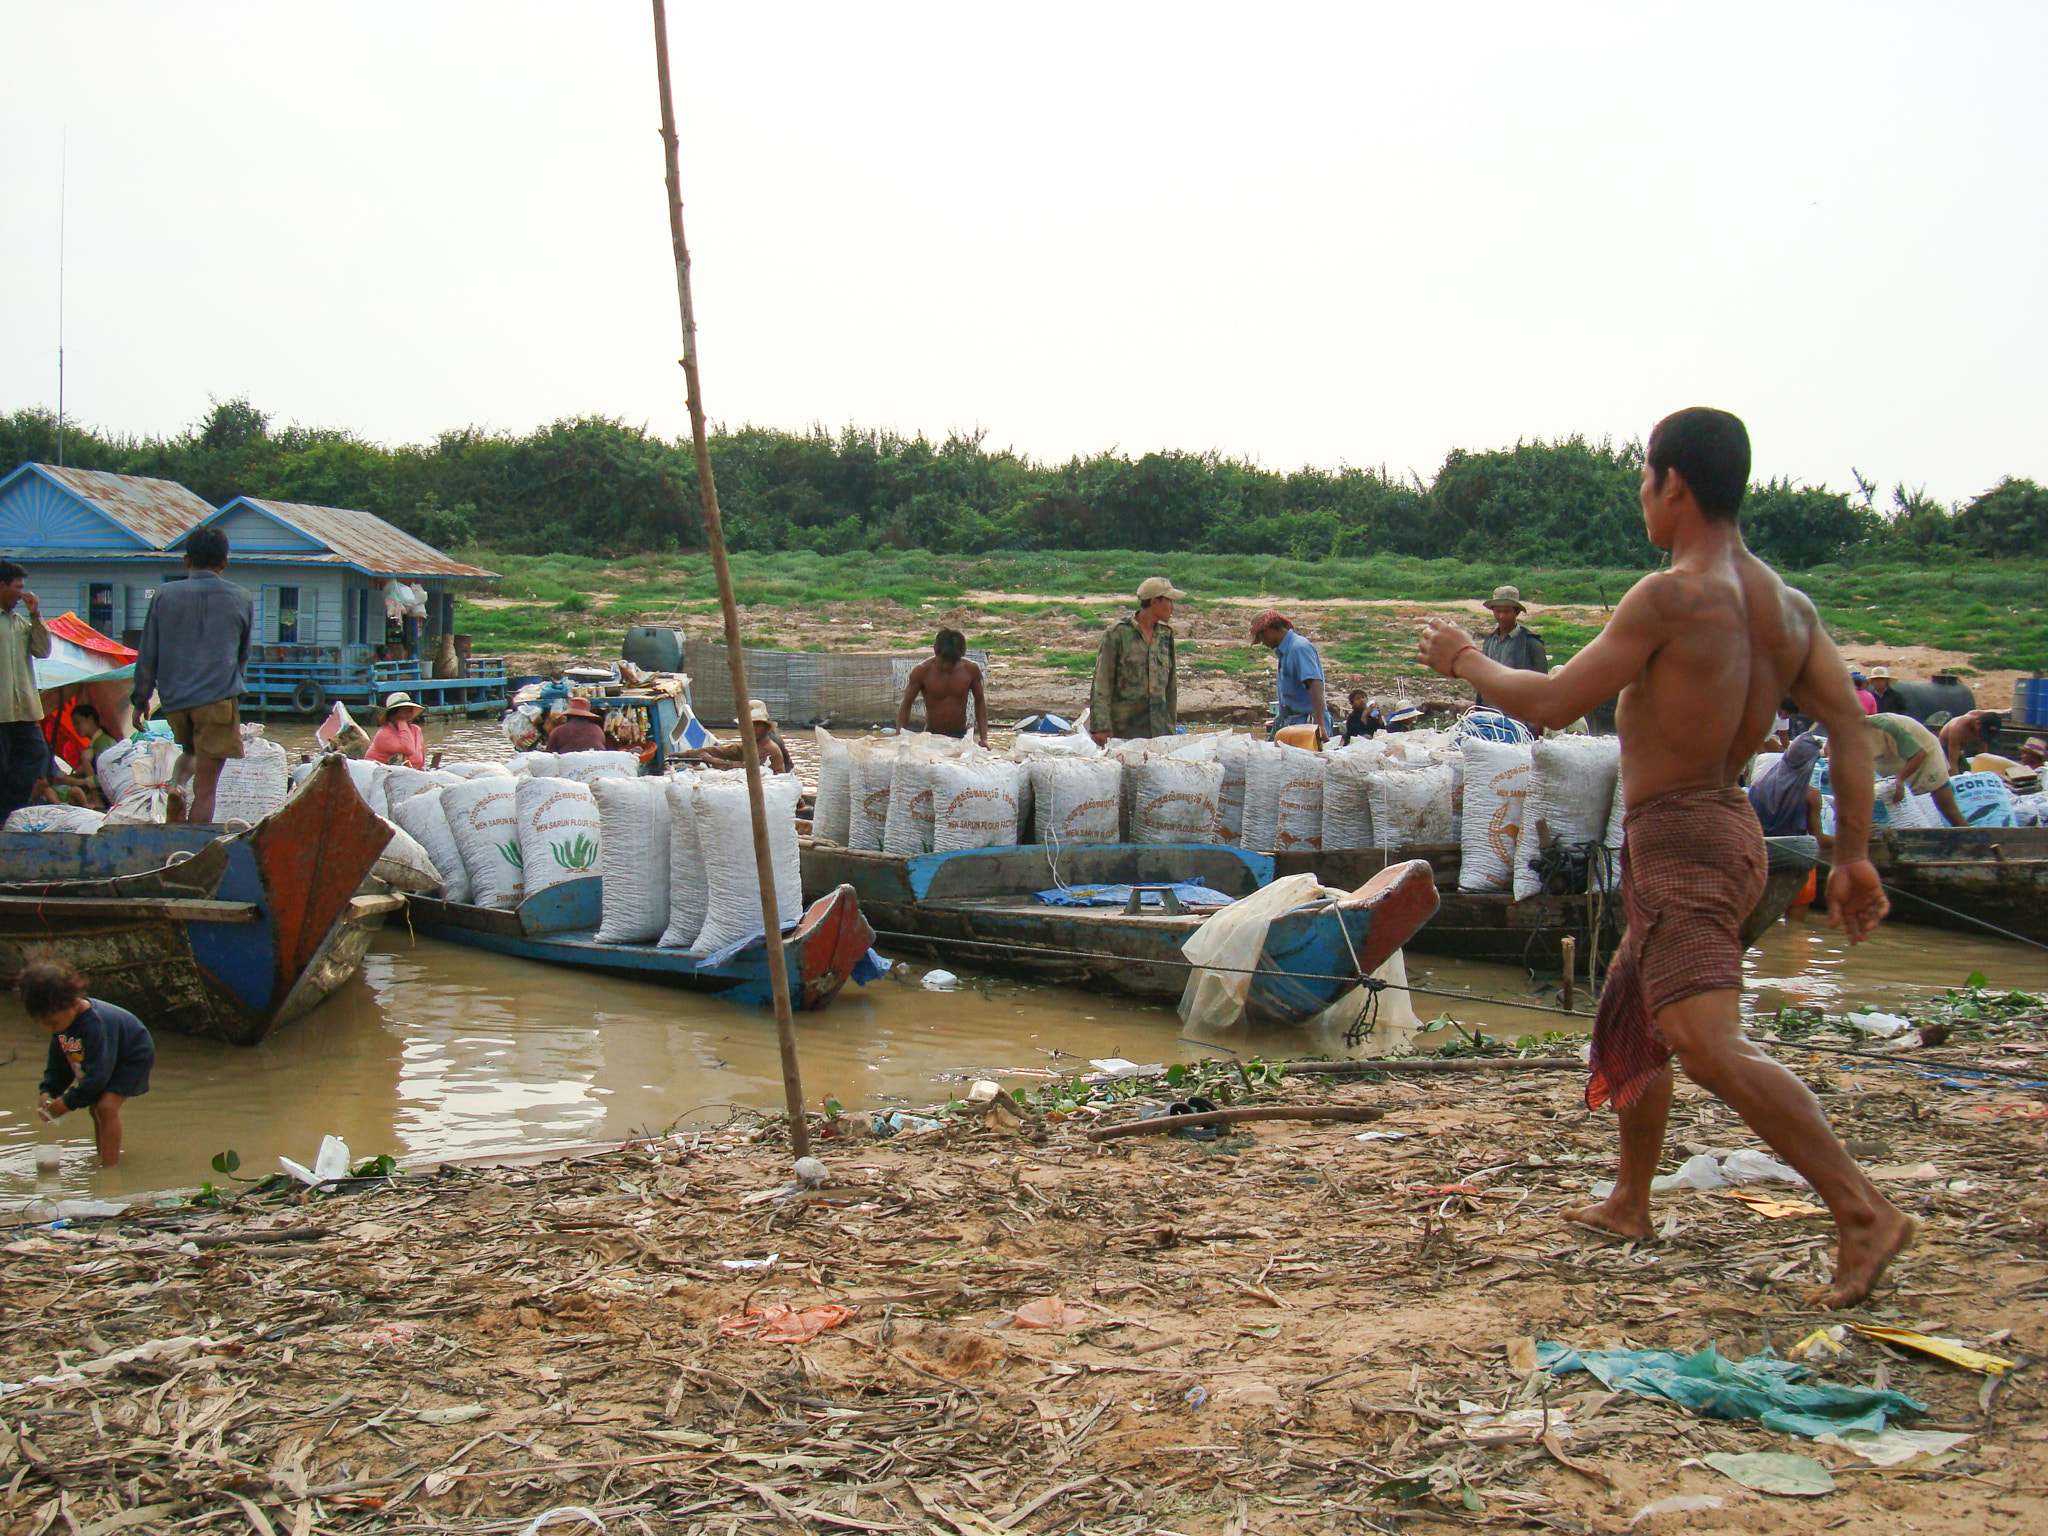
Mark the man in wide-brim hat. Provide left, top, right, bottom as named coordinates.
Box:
left=675, top=698, right=792, bottom=775
left=1471, top=585, right=1548, bottom=718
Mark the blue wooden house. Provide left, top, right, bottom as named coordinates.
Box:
left=0, top=463, right=217, bottom=639
left=170, top=497, right=506, bottom=717
left=0, top=463, right=509, bottom=717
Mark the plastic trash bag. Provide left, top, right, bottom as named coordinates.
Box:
left=1721, top=1149, right=1809, bottom=1185
left=1535, top=1341, right=1925, bottom=1438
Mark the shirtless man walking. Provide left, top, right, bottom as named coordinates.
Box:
left=896, top=628, right=988, bottom=747
left=1420, top=407, right=1913, bottom=1308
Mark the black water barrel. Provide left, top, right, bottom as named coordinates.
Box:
left=1884, top=675, right=1977, bottom=725
left=622, top=626, right=683, bottom=674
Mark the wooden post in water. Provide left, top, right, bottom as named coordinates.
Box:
left=1559, top=937, right=1576, bottom=1012
left=649, top=0, right=810, bottom=1157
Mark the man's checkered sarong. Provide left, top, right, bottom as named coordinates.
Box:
left=1586, top=785, right=1767, bottom=1111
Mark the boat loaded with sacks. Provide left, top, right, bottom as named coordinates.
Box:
left=0, top=756, right=399, bottom=1046
left=799, top=717, right=1814, bottom=1007
left=386, top=754, right=877, bottom=1010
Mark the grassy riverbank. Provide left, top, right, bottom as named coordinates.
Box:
left=452, top=549, right=2047, bottom=717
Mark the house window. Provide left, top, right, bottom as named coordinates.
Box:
left=277, top=586, right=300, bottom=644
left=88, top=583, right=116, bottom=634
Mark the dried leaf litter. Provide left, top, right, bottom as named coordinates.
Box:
left=1, top=1047, right=2043, bottom=1535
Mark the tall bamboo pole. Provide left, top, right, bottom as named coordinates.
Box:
left=650, top=0, right=809, bottom=1157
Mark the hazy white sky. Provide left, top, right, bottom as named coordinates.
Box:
left=3, top=1, right=2043, bottom=505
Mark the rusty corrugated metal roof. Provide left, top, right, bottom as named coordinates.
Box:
left=35, top=465, right=215, bottom=547
left=232, top=499, right=501, bottom=581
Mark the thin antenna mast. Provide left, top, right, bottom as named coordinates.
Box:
left=56, top=131, right=67, bottom=467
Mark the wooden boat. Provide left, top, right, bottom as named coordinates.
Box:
left=1274, top=834, right=1819, bottom=974
left=0, top=756, right=399, bottom=1046
left=402, top=877, right=877, bottom=1010
left=799, top=842, right=1442, bottom=1023
left=1862, top=824, right=2048, bottom=947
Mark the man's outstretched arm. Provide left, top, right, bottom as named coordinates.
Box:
left=1420, top=578, right=1666, bottom=729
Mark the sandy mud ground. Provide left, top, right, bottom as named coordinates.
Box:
left=4, top=1031, right=2042, bottom=1535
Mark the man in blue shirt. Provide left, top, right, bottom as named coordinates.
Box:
left=1251, top=611, right=1334, bottom=741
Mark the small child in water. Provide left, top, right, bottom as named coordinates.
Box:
left=26, top=960, right=154, bottom=1167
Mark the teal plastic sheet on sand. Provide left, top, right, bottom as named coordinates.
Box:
left=1535, top=1342, right=1926, bottom=1439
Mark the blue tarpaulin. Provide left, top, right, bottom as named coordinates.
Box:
left=1536, top=1342, right=1926, bottom=1438
left=1034, top=880, right=1234, bottom=911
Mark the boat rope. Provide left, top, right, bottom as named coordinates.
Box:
left=1769, top=840, right=2048, bottom=953
left=1762, top=1036, right=2048, bottom=1084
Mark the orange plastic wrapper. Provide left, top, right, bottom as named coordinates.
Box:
left=717, top=1304, right=854, bottom=1343
left=1013, top=1296, right=1078, bottom=1331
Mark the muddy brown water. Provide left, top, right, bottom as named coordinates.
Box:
left=3, top=717, right=2041, bottom=1205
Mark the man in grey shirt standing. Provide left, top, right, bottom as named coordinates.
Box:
left=1475, top=585, right=1548, bottom=717
left=132, top=527, right=253, bottom=825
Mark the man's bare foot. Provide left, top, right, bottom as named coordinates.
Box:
left=1562, top=1197, right=1655, bottom=1243
left=1814, top=1210, right=1920, bottom=1309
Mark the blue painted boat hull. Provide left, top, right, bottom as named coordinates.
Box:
left=401, top=877, right=875, bottom=1011
left=0, top=757, right=396, bottom=1044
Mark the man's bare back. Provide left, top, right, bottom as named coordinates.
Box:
left=1607, top=551, right=1821, bottom=804
left=1417, top=407, right=1910, bottom=1308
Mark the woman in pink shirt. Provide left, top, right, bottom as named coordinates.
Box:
left=367, top=692, right=427, bottom=769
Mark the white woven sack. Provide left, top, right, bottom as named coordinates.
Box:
left=1243, top=743, right=1324, bottom=853
left=1273, top=748, right=1327, bottom=854
left=812, top=729, right=852, bottom=845
left=1009, top=734, right=1100, bottom=760
left=1157, top=732, right=1222, bottom=761
left=593, top=776, right=672, bottom=943
left=1513, top=735, right=1622, bottom=900
left=1132, top=758, right=1222, bottom=844
left=506, top=751, right=559, bottom=778
left=659, top=776, right=710, bottom=949
left=385, top=766, right=459, bottom=810
left=552, top=751, right=642, bottom=787
left=439, top=760, right=514, bottom=780
left=1237, top=741, right=1284, bottom=852
left=1210, top=735, right=1253, bottom=844
left=97, top=738, right=181, bottom=806
left=372, top=818, right=444, bottom=894
left=1458, top=738, right=1533, bottom=892
left=1368, top=762, right=1457, bottom=850
left=213, top=736, right=291, bottom=825
left=105, top=787, right=171, bottom=825
left=391, top=787, right=471, bottom=904
left=882, top=752, right=940, bottom=858
left=4, top=805, right=106, bottom=834
left=848, top=741, right=899, bottom=852
left=1027, top=758, right=1122, bottom=844
left=1320, top=754, right=1377, bottom=851
left=692, top=773, right=802, bottom=958
left=1107, top=742, right=1150, bottom=840
left=515, top=777, right=602, bottom=899
left=442, top=777, right=524, bottom=909
left=931, top=758, right=1023, bottom=853
left=343, top=759, right=392, bottom=817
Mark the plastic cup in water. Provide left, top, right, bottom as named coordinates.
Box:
left=34, top=1145, right=63, bottom=1173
